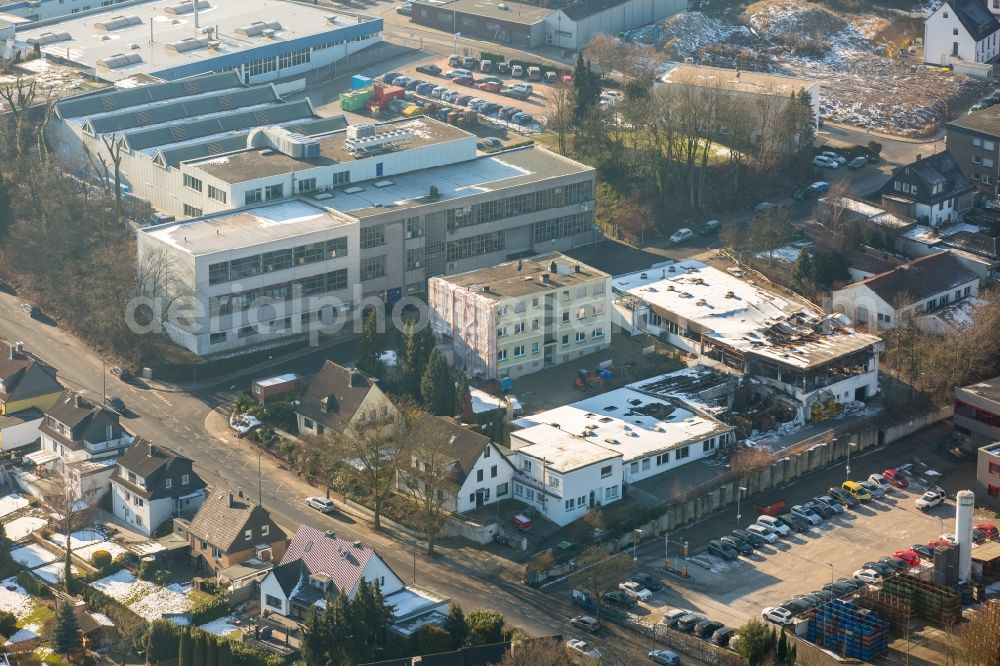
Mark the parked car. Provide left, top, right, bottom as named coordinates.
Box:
left=462, top=56, right=478, bottom=69
left=700, top=219, right=721, bottom=235
left=842, top=481, right=873, bottom=501
left=480, top=102, right=501, bottom=115
left=446, top=69, right=472, bottom=79
left=20, top=303, right=39, bottom=318
left=707, top=540, right=739, bottom=561
left=110, top=365, right=132, bottom=381
left=511, top=64, right=524, bottom=78
left=731, top=529, right=765, bottom=548
left=478, top=137, right=503, bottom=149
left=566, top=639, right=601, bottom=661
left=305, top=496, right=335, bottom=513
left=405, top=79, right=423, bottom=91
left=570, top=616, right=601, bottom=633
left=497, top=62, right=510, bottom=75
left=761, top=607, right=794, bottom=625
left=910, top=544, right=934, bottom=560
left=649, top=649, right=681, bottom=665
left=793, top=185, right=813, bottom=201
left=416, top=64, right=442, bottom=76
left=756, top=515, right=791, bottom=537
left=916, top=488, right=946, bottom=510
left=821, top=150, right=847, bottom=165
left=893, top=549, right=921, bottom=567
left=791, top=504, right=822, bottom=525
left=777, top=513, right=809, bottom=532
left=602, top=590, right=637, bottom=608
left=813, top=496, right=845, bottom=513
left=853, top=568, right=883, bottom=584
left=878, top=556, right=911, bottom=571
left=883, top=468, right=909, bottom=488
left=848, top=156, right=867, bottom=170
left=391, top=76, right=411, bottom=87
left=416, top=82, right=436, bottom=95
left=712, top=626, right=737, bottom=647
left=808, top=502, right=835, bottom=519
left=619, top=581, right=653, bottom=601
left=863, top=561, right=897, bottom=576
left=976, top=522, right=999, bottom=539
left=860, top=480, right=885, bottom=499
left=448, top=54, right=461, bottom=67
left=453, top=76, right=475, bottom=87
left=809, top=180, right=830, bottom=194
left=430, top=86, right=447, bottom=98
left=840, top=578, right=867, bottom=592
left=669, top=228, right=694, bottom=244
left=661, top=608, right=690, bottom=627
left=811, top=589, right=835, bottom=602
left=746, top=524, right=779, bottom=543
left=478, top=81, right=501, bottom=93
left=822, top=580, right=856, bottom=595
left=812, top=155, right=840, bottom=169
left=105, top=396, right=126, bottom=414
left=629, top=573, right=666, bottom=592
left=455, top=94, right=472, bottom=106
left=396, top=3, right=412, bottom=15
left=695, top=619, right=724, bottom=638
left=720, top=535, right=753, bottom=556
left=381, top=71, right=401, bottom=83
left=828, top=487, right=859, bottom=507
left=480, top=59, right=493, bottom=73
left=675, top=614, right=704, bottom=633
left=868, top=473, right=893, bottom=492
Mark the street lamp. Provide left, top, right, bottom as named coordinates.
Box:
left=736, top=486, right=748, bottom=529
left=826, top=561, right=835, bottom=585
left=633, top=528, right=642, bottom=562
left=845, top=441, right=857, bottom=481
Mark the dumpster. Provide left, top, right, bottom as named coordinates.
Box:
left=351, top=74, right=372, bottom=89
left=513, top=513, right=533, bottom=531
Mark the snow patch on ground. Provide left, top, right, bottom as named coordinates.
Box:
left=657, top=11, right=751, bottom=58
left=91, top=571, right=193, bottom=622
left=2, top=516, right=47, bottom=541
left=0, top=577, right=34, bottom=619
left=11, top=543, right=59, bottom=569
left=755, top=245, right=805, bottom=263
left=49, top=529, right=105, bottom=549
left=4, top=623, right=40, bottom=645
left=75, top=540, right=129, bottom=562
left=198, top=615, right=242, bottom=637
left=34, top=561, right=81, bottom=585
left=0, top=493, right=29, bottom=519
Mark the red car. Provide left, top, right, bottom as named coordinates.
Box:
left=893, top=549, right=921, bottom=567
left=883, top=469, right=908, bottom=489
left=452, top=76, right=476, bottom=87
left=975, top=522, right=998, bottom=540
left=928, top=538, right=952, bottom=548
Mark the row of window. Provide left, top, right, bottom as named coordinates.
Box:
left=209, top=268, right=348, bottom=315
left=628, top=437, right=723, bottom=474
left=278, top=48, right=311, bottom=70
left=208, top=237, right=348, bottom=285
left=245, top=184, right=284, bottom=205
left=533, top=212, right=593, bottom=243
left=971, top=154, right=995, bottom=168
left=360, top=224, right=386, bottom=249
left=496, top=284, right=607, bottom=319
left=955, top=399, right=1000, bottom=429
left=209, top=309, right=335, bottom=344
left=972, top=137, right=997, bottom=150
left=447, top=230, right=504, bottom=262
left=446, top=182, right=593, bottom=231
left=971, top=172, right=993, bottom=185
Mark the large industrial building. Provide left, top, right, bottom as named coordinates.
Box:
left=2, top=0, right=382, bottom=83
left=408, top=0, right=685, bottom=50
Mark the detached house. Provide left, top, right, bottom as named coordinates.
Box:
left=880, top=151, right=975, bottom=227
left=260, top=525, right=404, bottom=619
left=924, top=0, right=1000, bottom=65
left=0, top=341, right=62, bottom=415
left=397, top=415, right=515, bottom=514
left=180, top=490, right=287, bottom=574
left=831, top=252, right=980, bottom=332
left=295, top=362, right=397, bottom=437
left=110, top=440, right=207, bottom=537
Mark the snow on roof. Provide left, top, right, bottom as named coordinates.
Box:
left=512, top=387, right=732, bottom=466
left=254, top=373, right=299, bottom=388
left=384, top=586, right=447, bottom=621
left=900, top=224, right=942, bottom=244
left=512, top=424, right=623, bottom=472
left=469, top=388, right=503, bottom=414
left=0, top=493, right=30, bottom=519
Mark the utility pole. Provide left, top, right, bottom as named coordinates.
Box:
left=258, top=449, right=263, bottom=508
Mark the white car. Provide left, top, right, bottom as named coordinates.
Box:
left=821, top=150, right=847, bottom=165
left=669, top=228, right=694, bottom=244
left=305, top=496, right=335, bottom=513
left=566, top=639, right=602, bottom=660
left=868, top=473, right=893, bottom=492
left=812, top=155, right=840, bottom=169
left=853, top=568, right=884, bottom=584
left=916, top=489, right=946, bottom=510
left=746, top=524, right=779, bottom=543
left=815, top=495, right=845, bottom=513
left=762, top=607, right=794, bottom=625
left=756, top=515, right=791, bottom=537
left=619, top=581, right=653, bottom=601
left=791, top=504, right=822, bottom=525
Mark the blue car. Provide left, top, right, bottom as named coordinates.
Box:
left=480, top=102, right=500, bottom=114
left=382, top=71, right=401, bottom=84
left=416, top=82, right=435, bottom=95
left=405, top=79, right=423, bottom=91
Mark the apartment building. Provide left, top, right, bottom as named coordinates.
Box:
left=976, top=441, right=1000, bottom=501
left=428, top=254, right=611, bottom=380
left=880, top=151, right=975, bottom=227
left=955, top=376, right=1000, bottom=447
left=613, top=261, right=883, bottom=424
left=947, top=105, right=1000, bottom=199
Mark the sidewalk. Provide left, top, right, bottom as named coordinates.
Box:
left=822, top=120, right=944, bottom=144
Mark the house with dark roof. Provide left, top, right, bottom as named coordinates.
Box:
left=295, top=361, right=397, bottom=437
left=924, top=0, right=1000, bottom=65
left=880, top=151, right=975, bottom=227
left=40, top=391, right=133, bottom=467
left=397, top=415, right=514, bottom=514
left=831, top=251, right=980, bottom=331
left=110, top=440, right=207, bottom=537
left=946, top=104, right=1000, bottom=198
left=179, top=489, right=287, bottom=574
left=0, top=341, right=62, bottom=416
left=260, top=525, right=404, bottom=618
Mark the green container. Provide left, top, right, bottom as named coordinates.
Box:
left=340, top=87, right=373, bottom=112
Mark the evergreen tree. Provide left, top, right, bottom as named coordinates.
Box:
left=52, top=603, right=82, bottom=656
left=63, top=545, right=74, bottom=594
left=300, top=607, right=327, bottom=666
left=0, top=178, right=12, bottom=243
left=0, top=524, right=11, bottom=566
left=792, top=247, right=814, bottom=287
left=204, top=634, right=219, bottom=666
left=571, top=53, right=599, bottom=126
left=401, top=320, right=435, bottom=399
left=178, top=630, right=194, bottom=666
left=443, top=603, right=468, bottom=649
left=217, top=641, right=232, bottom=666
left=455, top=372, right=470, bottom=418
left=420, top=347, right=456, bottom=416
left=466, top=609, right=505, bottom=646
left=145, top=620, right=178, bottom=664
left=192, top=631, right=207, bottom=666
left=777, top=629, right=788, bottom=662
left=356, top=308, right=383, bottom=377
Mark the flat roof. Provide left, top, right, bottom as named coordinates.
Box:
left=141, top=199, right=354, bottom=256
left=412, top=0, right=550, bottom=24
left=900, top=225, right=943, bottom=244
left=660, top=63, right=819, bottom=96
left=614, top=261, right=880, bottom=368
left=15, top=0, right=378, bottom=81
left=513, top=387, right=732, bottom=465
left=627, top=366, right=737, bottom=415
left=469, top=388, right=503, bottom=414
left=513, top=424, right=622, bottom=473
left=254, top=373, right=299, bottom=387
left=440, top=252, right=607, bottom=298
left=190, top=118, right=473, bottom=184
left=959, top=376, right=1000, bottom=404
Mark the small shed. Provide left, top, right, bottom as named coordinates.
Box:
left=252, top=374, right=300, bottom=404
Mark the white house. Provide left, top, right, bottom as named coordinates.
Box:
left=0, top=409, right=43, bottom=452
left=398, top=415, right=514, bottom=514
left=831, top=251, right=980, bottom=331
left=924, top=0, right=1000, bottom=65
left=110, top=440, right=207, bottom=537
left=260, top=525, right=404, bottom=619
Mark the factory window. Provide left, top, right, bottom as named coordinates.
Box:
left=207, top=185, right=227, bottom=203
left=183, top=174, right=203, bottom=192
left=238, top=326, right=257, bottom=339
left=605, top=485, right=618, bottom=499
left=297, top=178, right=317, bottom=193
left=531, top=342, right=539, bottom=354
left=656, top=452, right=669, bottom=465
left=245, top=188, right=263, bottom=205
left=245, top=55, right=277, bottom=78
left=592, top=327, right=604, bottom=338
left=278, top=48, right=311, bottom=69
left=264, top=184, right=284, bottom=201
left=360, top=224, right=386, bottom=249
left=676, top=446, right=690, bottom=460
left=327, top=237, right=348, bottom=258
left=533, top=212, right=593, bottom=243
left=209, top=332, right=227, bottom=344
left=360, top=256, right=386, bottom=280
left=990, top=461, right=1000, bottom=477
left=600, top=465, right=612, bottom=478
left=406, top=248, right=423, bottom=270
left=575, top=332, right=585, bottom=342
left=183, top=204, right=202, bottom=217
left=576, top=306, right=587, bottom=319
left=497, top=349, right=507, bottom=361
left=262, top=249, right=294, bottom=273
left=295, top=241, right=326, bottom=265
left=229, top=255, right=261, bottom=280
left=405, top=216, right=423, bottom=238
left=333, top=170, right=351, bottom=185
left=561, top=334, right=569, bottom=346
left=446, top=231, right=504, bottom=261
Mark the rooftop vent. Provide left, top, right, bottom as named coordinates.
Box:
left=27, top=31, right=71, bottom=46
left=344, top=186, right=365, bottom=194
left=235, top=20, right=282, bottom=37
left=96, top=53, right=142, bottom=69
left=373, top=180, right=394, bottom=188
left=344, top=127, right=414, bottom=156
left=247, top=126, right=320, bottom=159
left=725, top=291, right=735, bottom=299
left=165, top=37, right=211, bottom=53
left=696, top=299, right=707, bottom=306
left=163, top=0, right=210, bottom=16
left=94, top=15, right=142, bottom=32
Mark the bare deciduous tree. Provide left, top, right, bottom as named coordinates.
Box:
left=397, top=414, right=455, bottom=555
left=500, top=636, right=571, bottom=666
left=570, top=546, right=632, bottom=622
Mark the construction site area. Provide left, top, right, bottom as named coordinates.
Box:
left=622, top=0, right=990, bottom=136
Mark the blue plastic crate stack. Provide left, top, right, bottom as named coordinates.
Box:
left=806, top=599, right=890, bottom=661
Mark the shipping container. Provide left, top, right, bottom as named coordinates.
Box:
left=339, top=88, right=373, bottom=112
left=374, top=83, right=405, bottom=105
left=351, top=75, right=372, bottom=89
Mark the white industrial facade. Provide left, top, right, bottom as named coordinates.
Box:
left=544, top=0, right=686, bottom=50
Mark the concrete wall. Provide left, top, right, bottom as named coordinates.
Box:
left=0, top=416, right=42, bottom=451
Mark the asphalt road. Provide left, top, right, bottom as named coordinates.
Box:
left=0, top=291, right=669, bottom=662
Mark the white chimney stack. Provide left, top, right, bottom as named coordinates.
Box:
left=956, top=490, right=975, bottom=583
